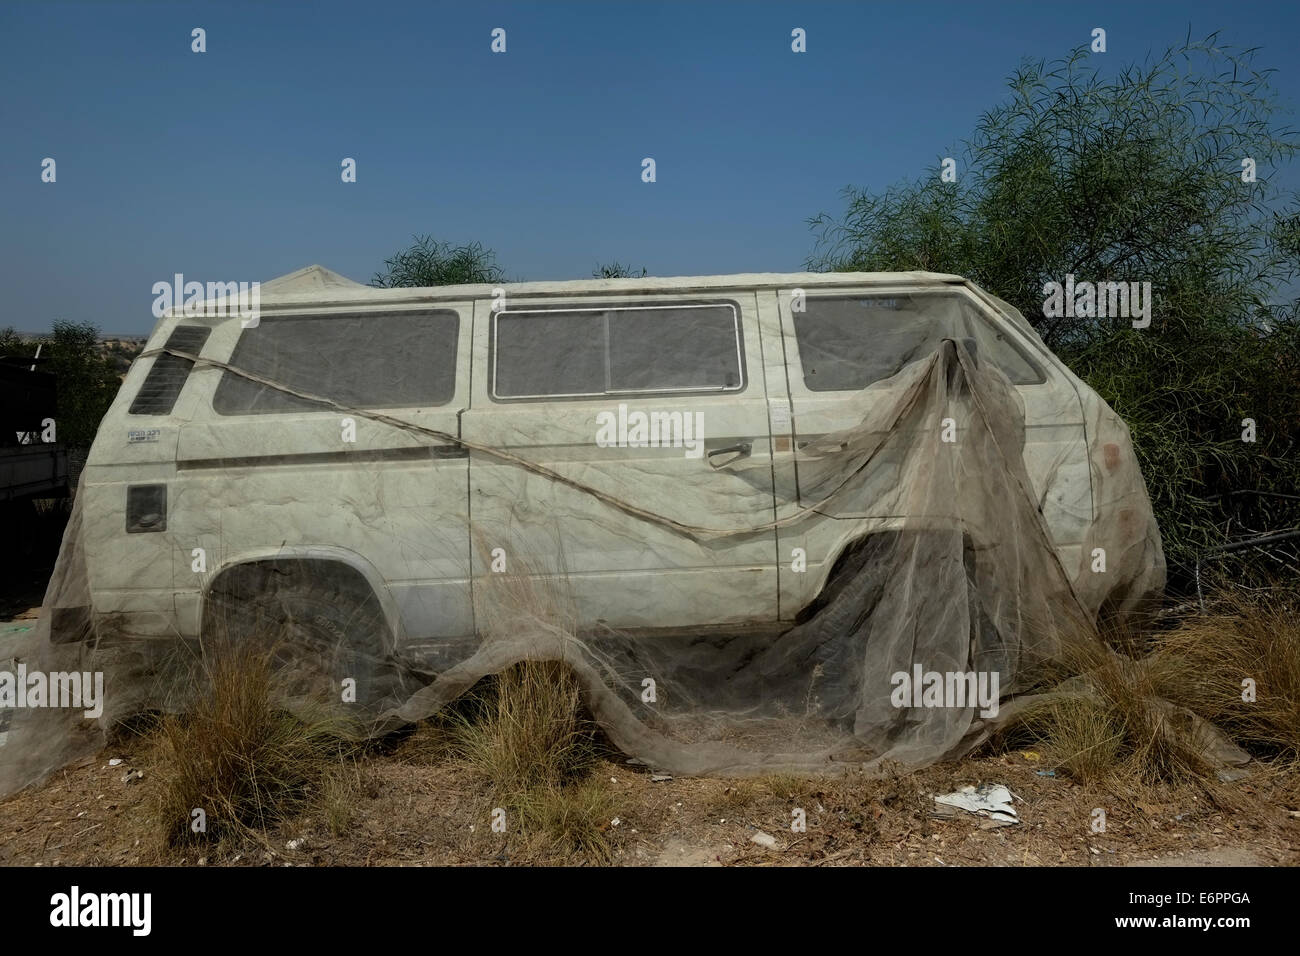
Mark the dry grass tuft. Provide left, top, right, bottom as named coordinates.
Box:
left=451, top=661, right=600, bottom=792
left=509, top=776, right=617, bottom=864
left=992, top=589, right=1300, bottom=797
left=449, top=660, right=612, bottom=860
left=1149, top=592, right=1300, bottom=762
left=148, top=634, right=360, bottom=848
left=993, top=625, right=1221, bottom=788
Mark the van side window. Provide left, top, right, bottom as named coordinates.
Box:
left=495, top=311, right=606, bottom=398
left=212, top=311, right=459, bottom=414
left=129, top=325, right=212, bottom=415
left=792, top=293, right=1042, bottom=390
left=966, top=320, right=1043, bottom=385
left=493, top=303, right=743, bottom=399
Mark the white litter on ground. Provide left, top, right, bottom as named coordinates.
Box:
left=934, top=784, right=1021, bottom=824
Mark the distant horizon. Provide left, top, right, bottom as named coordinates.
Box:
left=4, top=331, right=151, bottom=341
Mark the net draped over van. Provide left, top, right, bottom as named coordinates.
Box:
left=0, top=278, right=1167, bottom=796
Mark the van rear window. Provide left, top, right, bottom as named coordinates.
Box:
left=212, top=311, right=459, bottom=414
left=493, top=303, right=743, bottom=399
left=129, top=325, right=211, bottom=415
left=792, top=293, right=1043, bottom=390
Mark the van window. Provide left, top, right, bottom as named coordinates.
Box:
left=129, top=325, right=212, bottom=415
left=792, top=293, right=1042, bottom=390
left=975, top=323, right=1043, bottom=384
left=493, top=303, right=743, bottom=399
left=213, top=311, right=459, bottom=414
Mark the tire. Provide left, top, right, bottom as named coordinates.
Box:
left=203, top=560, right=392, bottom=712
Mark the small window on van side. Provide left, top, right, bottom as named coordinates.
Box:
left=129, top=325, right=212, bottom=415
left=212, top=310, right=459, bottom=415
left=792, top=292, right=1042, bottom=390
left=493, top=303, right=743, bottom=399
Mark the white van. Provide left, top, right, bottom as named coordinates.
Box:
left=72, top=266, right=1145, bottom=692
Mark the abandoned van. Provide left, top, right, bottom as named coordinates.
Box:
left=71, top=266, right=1162, bottom=705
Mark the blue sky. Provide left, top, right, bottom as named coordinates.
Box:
left=3, top=0, right=1299, bottom=334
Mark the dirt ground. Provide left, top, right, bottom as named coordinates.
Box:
left=2, top=725, right=1297, bottom=867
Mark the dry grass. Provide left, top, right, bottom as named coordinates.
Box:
left=990, top=589, right=1300, bottom=794
left=450, top=662, right=599, bottom=791
left=148, top=634, right=360, bottom=849
left=1149, top=592, right=1300, bottom=762
left=447, top=661, right=612, bottom=861
left=318, top=762, right=363, bottom=838
left=992, top=627, right=1221, bottom=788
left=508, top=776, right=617, bottom=864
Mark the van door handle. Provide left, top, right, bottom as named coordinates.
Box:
left=706, top=441, right=752, bottom=468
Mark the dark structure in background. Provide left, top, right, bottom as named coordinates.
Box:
left=0, top=355, right=69, bottom=501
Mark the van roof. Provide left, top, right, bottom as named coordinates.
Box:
left=157, top=265, right=1040, bottom=345
left=249, top=264, right=972, bottom=309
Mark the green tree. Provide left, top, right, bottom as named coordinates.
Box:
left=46, top=321, right=122, bottom=448
left=807, top=36, right=1300, bottom=585
left=371, top=235, right=506, bottom=287
left=0, top=327, right=33, bottom=359
left=593, top=261, right=649, bottom=278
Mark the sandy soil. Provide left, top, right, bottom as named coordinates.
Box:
left=2, top=727, right=1296, bottom=867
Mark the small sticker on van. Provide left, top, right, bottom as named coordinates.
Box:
left=127, top=429, right=161, bottom=444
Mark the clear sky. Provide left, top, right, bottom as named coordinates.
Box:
left=3, top=0, right=1299, bottom=334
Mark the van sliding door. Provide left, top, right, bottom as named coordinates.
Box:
left=461, top=292, right=780, bottom=633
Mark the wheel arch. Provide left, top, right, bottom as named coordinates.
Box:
left=199, top=545, right=403, bottom=650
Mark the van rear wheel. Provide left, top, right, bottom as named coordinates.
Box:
left=202, top=560, right=391, bottom=713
